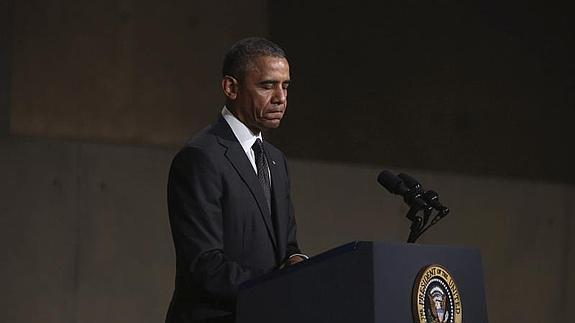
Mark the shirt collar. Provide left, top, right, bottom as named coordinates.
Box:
left=221, top=106, right=263, bottom=153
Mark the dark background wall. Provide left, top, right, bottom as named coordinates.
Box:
left=269, top=0, right=575, bottom=184
left=9, top=0, right=266, bottom=144
left=0, top=0, right=13, bottom=135
left=1, top=1, right=574, bottom=322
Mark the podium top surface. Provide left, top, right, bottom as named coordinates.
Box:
left=240, top=241, right=482, bottom=290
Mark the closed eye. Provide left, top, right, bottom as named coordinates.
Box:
left=259, top=80, right=290, bottom=90
left=260, top=82, right=275, bottom=90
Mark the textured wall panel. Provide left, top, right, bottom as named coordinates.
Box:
left=10, top=0, right=267, bottom=145
left=73, top=144, right=174, bottom=323
left=565, top=187, right=575, bottom=320
left=0, top=139, right=79, bottom=323
left=416, top=174, right=568, bottom=322
left=1, top=138, right=573, bottom=322
left=289, top=160, right=407, bottom=254
left=289, top=160, right=574, bottom=322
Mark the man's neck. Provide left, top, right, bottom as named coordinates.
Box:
left=225, top=105, right=261, bottom=136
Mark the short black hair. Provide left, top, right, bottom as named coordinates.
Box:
left=222, top=37, right=287, bottom=80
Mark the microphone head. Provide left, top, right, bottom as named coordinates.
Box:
left=398, top=173, right=422, bottom=191
left=423, top=190, right=450, bottom=215
left=377, top=170, right=408, bottom=195
left=422, top=190, right=439, bottom=201
left=378, top=170, right=429, bottom=209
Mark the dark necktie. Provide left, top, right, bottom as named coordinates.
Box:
left=252, top=138, right=271, bottom=213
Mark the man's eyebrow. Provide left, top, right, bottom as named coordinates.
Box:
left=259, top=79, right=291, bottom=84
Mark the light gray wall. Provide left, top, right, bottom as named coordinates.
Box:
left=290, top=159, right=575, bottom=322
left=1, top=138, right=573, bottom=322
left=0, top=138, right=174, bottom=323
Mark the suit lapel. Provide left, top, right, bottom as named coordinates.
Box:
left=265, top=143, right=287, bottom=261
left=213, top=118, right=278, bottom=249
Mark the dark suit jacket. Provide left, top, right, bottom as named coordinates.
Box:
left=166, top=116, right=301, bottom=323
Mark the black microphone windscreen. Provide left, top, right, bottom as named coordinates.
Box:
left=378, top=170, right=429, bottom=209
left=398, top=173, right=421, bottom=190
left=377, top=170, right=403, bottom=194
left=422, top=190, right=439, bottom=202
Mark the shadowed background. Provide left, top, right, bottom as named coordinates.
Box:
left=1, top=0, right=574, bottom=322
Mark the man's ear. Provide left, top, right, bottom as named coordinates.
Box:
left=222, top=76, right=238, bottom=100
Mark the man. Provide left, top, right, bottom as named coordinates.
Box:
left=166, top=38, right=306, bottom=323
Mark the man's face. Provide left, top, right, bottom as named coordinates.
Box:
left=227, top=55, right=290, bottom=133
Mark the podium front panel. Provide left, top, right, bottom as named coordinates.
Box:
left=237, top=241, right=488, bottom=323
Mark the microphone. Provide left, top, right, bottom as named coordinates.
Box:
left=398, top=173, right=423, bottom=193
left=379, top=170, right=450, bottom=243
left=422, top=190, right=450, bottom=216
left=377, top=170, right=428, bottom=210
left=399, top=173, right=449, bottom=215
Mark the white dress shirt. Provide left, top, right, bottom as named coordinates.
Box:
left=221, top=106, right=265, bottom=175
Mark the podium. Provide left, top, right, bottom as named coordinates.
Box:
left=237, top=241, right=488, bottom=323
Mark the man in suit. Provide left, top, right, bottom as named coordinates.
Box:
left=166, top=38, right=306, bottom=323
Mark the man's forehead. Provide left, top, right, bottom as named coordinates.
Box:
left=246, top=56, right=289, bottom=78
left=249, top=55, right=288, bottom=68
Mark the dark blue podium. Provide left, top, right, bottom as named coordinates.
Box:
left=237, top=241, right=488, bottom=323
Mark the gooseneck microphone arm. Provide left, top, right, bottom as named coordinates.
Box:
left=377, top=171, right=450, bottom=243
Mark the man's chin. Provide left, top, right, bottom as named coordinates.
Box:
left=261, top=119, right=282, bottom=130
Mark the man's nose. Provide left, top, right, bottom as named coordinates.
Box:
left=272, top=86, right=287, bottom=104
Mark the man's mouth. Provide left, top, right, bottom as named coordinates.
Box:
left=264, top=111, right=284, bottom=119
left=263, top=107, right=284, bottom=119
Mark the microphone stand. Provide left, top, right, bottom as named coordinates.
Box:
left=406, top=206, right=449, bottom=243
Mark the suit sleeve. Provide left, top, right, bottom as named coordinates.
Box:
left=168, top=147, right=266, bottom=301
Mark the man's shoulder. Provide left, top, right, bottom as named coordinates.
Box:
left=172, top=120, right=229, bottom=164
left=181, top=118, right=232, bottom=150
left=184, top=124, right=219, bottom=149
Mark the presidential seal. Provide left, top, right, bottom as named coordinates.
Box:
left=412, top=264, right=462, bottom=323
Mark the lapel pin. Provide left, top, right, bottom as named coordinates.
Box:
left=272, top=160, right=276, bottom=165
